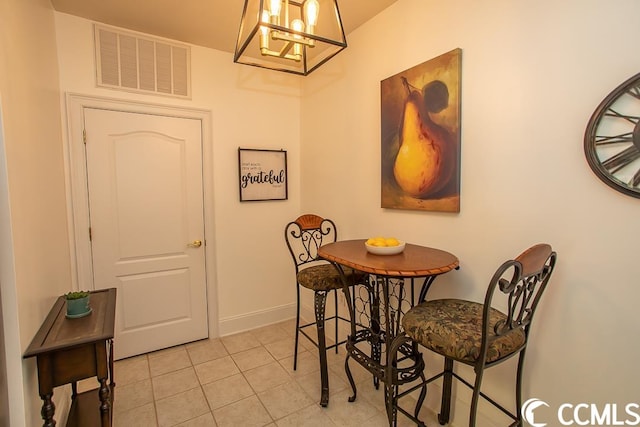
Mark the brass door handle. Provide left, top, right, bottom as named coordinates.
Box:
left=188, top=240, right=202, bottom=248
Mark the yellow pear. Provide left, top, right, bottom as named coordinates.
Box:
left=393, top=78, right=455, bottom=198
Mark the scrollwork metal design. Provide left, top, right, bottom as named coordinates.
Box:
left=285, top=216, right=337, bottom=267
left=490, top=251, right=556, bottom=337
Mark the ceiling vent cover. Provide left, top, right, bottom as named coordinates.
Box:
left=94, top=24, right=191, bottom=98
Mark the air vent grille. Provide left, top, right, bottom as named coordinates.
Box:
left=94, top=24, right=191, bottom=99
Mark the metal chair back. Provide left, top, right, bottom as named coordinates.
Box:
left=284, top=214, right=337, bottom=274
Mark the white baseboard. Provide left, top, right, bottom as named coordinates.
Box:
left=218, top=302, right=297, bottom=336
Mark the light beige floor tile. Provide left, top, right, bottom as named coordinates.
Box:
left=299, top=334, right=320, bottom=353
left=114, top=355, right=150, bottom=386
left=149, top=347, right=192, bottom=377
left=155, top=387, right=210, bottom=427
left=231, top=346, right=276, bottom=372
left=294, top=369, right=348, bottom=404
left=202, top=373, right=254, bottom=410
left=322, top=387, right=380, bottom=427
left=194, top=355, right=239, bottom=385
left=264, top=337, right=296, bottom=360
left=257, top=380, right=314, bottom=420
left=76, top=376, right=101, bottom=393
left=113, top=402, right=157, bottom=427
left=152, top=367, right=199, bottom=400
left=274, top=319, right=296, bottom=336
left=112, top=323, right=446, bottom=427
left=329, top=358, right=373, bottom=386
left=297, top=327, right=339, bottom=351
left=365, top=396, right=439, bottom=427
left=349, top=378, right=384, bottom=408
left=174, top=412, right=217, bottom=427
left=186, top=338, right=228, bottom=365
left=113, top=378, right=153, bottom=414
left=243, top=361, right=291, bottom=394
left=279, top=350, right=319, bottom=377
left=325, top=346, right=350, bottom=369
left=220, top=331, right=261, bottom=354
left=212, top=395, right=273, bottom=427
left=252, top=323, right=291, bottom=345
left=148, top=344, right=187, bottom=358
left=275, top=404, right=337, bottom=427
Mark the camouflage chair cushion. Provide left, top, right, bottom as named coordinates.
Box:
left=402, top=299, right=526, bottom=364
left=297, top=264, right=365, bottom=291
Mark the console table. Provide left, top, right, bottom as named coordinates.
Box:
left=24, top=288, right=117, bottom=427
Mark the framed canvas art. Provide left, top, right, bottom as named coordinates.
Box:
left=238, top=148, right=288, bottom=201
left=381, top=48, right=462, bottom=212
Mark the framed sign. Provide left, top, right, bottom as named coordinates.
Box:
left=238, top=148, right=288, bottom=201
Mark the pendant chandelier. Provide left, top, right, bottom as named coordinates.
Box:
left=234, top=0, right=347, bottom=76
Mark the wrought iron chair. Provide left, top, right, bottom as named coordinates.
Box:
left=397, top=243, right=557, bottom=426
left=284, top=214, right=365, bottom=407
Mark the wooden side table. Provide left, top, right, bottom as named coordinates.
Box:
left=24, top=288, right=117, bottom=427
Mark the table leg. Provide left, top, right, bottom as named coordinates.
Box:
left=369, top=278, right=381, bottom=390
left=40, top=393, right=56, bottom=427
left=384, top=382, right=397, bottom=426
left=109, top=339, right=115, bottom=388
left=98, top=377, right=111, bottom=426
left=314, top=290, right=330, bottom=407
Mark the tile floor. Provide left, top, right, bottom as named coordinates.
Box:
left=90, top=319, right=443, bottom=426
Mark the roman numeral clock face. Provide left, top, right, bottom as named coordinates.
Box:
left=584, top=72, right=640, bottom=198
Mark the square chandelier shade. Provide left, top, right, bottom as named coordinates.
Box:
left=234, top=0, right=347, bottom=76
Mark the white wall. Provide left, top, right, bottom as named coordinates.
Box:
left=301, top=0, right=640, bottom=424
left=0, top=0, right=72, bottom=425
left=54, top=13, right=304, bottom=336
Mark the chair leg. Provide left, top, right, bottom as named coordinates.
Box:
left=515, top=349, right=528, bottom=426
left=293, top=285, right=301, bottom=371
left=470, top=364, right=486, bottom=427
left=314, top=290, right=330, bottom=407
left=415, top=371, right=428, bottom=423
left=438, top=357, right=454, bottom=425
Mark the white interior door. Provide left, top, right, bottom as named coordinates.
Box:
left=84, top=108, right=208, bottom=359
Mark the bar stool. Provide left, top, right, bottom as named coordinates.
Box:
left=284, top=214, right=364, bottom=407
left=399, top=244, right=557, bottom=426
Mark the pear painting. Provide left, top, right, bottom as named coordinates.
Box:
left=381, top=49, right=461, bottom=212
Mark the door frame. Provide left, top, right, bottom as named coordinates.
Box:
left=63, top=93, right=219, bottom=338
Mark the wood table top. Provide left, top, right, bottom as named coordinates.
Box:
left=318, top=239, right=459, bottom=277
left=24, top=288, right=117, bottom=358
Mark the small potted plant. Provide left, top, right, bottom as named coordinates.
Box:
left=65, top=290, right=91, bottom=318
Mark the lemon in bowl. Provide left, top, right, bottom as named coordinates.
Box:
left=365, top=237, right=406, bottom=255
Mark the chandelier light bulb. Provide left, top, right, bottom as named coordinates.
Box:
left=260, top=11, right=269, bottom=35
left=291, top=18, right=304, bottom=58
left=291, top=18, right=304, bottom=35
left=305, top=0, right=320, bottom=27
left=269, top=0, right=282, bottom=19
left=269, top=0, right=282, bottom=25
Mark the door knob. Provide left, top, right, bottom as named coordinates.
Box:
left=188, top=240, right=202, bottom=248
